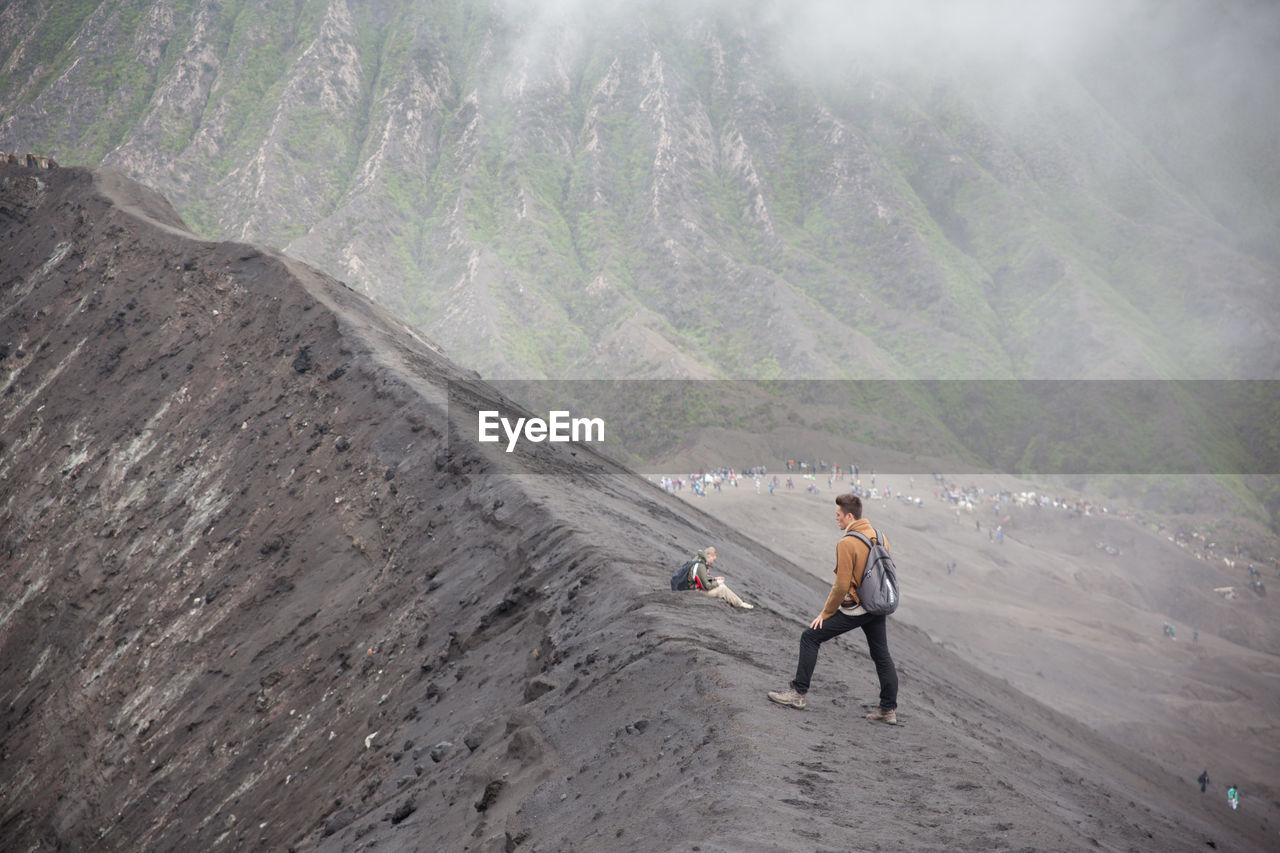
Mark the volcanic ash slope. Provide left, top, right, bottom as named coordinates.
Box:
left=0, top=166, right=1263, bottom=852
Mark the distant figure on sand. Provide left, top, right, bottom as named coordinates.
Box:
left=767, top=493, right=898, bottom=722
left=1227, top=784, right=1239, bottom=810
left=1197, top=770, right=1210, bottom=792
left=674, top=547, right=753, bottom=609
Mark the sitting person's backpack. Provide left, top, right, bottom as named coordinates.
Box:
left=670, top=559, right=698, bottom=591
left=844, top=528, right=900, bottom=615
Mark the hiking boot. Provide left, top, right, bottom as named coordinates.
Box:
left=767, top=687, right=806, bottom=710
left=866, top=706, right=896, bottom=724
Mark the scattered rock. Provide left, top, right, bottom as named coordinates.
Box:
left=389, top=798, right=416, bottom=824
left=505, top=727, right=544, bottom=765
left=322, top=807, right=356, bottom=837
left=475, top=780, right=504, bottom=812
left=429, top=742, right=452, bottom=763
left=523, top=675, right=558, bottom=703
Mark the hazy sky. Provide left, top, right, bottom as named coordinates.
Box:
left=492, top=0, right=1279, bottom=97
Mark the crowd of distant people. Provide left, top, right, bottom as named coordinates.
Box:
left=657, top=460, right=932, bottom=505
left=655, top=458, right=1275, bottom=604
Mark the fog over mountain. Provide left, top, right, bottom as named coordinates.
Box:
left=2, top=0, right=1277, bottom=379
left=3, top=3, right=1280, bottom=850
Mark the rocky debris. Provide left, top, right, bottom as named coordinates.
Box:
left=505, top=727, right=544, bottom=766
left=291, top=345, right=314, bottom=373
left=523, top=675, right=558, bottom=703
left=474, top=780, right=504, bottom=813
left=321, top=807, right=356, bottom=837
left=388, top=798, right=415, bottom=824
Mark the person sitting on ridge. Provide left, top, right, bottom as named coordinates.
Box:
left=678, top=547, right=754, bottom=609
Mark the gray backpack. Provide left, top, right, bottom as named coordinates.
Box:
left=844, top=529, right=900, bottom=615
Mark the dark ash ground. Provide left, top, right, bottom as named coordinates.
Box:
left=1, top=166, right=1273, bottom=851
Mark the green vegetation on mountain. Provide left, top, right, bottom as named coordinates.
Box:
left=1, top=0, right=1276, bottom=523
left=4, top=0, right=1275, bottom=381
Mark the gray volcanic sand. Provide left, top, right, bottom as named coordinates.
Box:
left=0, top=164, right=1275, bottom=852
left=664, top=470, right=1279, bottom=837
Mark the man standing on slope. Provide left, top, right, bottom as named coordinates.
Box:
left=767, top=493, right=899, bottom=722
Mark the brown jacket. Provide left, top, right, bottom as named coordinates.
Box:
left=819, top=517, right=883, bottom=620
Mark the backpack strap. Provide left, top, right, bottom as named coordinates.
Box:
left=844, top=529, right=873, bottom=549
left=840, top=530, right=873, bottom=605
left=846, top=528, right=887, bottom=546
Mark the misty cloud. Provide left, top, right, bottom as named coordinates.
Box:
left=486, top=0, right=1280, bottom=269
left=492, top=0, right=1165, bottom=79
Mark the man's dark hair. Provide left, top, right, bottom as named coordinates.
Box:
left=835, top=493, right=862, bottom=519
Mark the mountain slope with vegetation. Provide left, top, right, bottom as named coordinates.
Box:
left=2, top=0, right=1276, bottom=380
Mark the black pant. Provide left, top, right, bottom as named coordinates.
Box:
left=791, top=610, right=898, bottom=709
